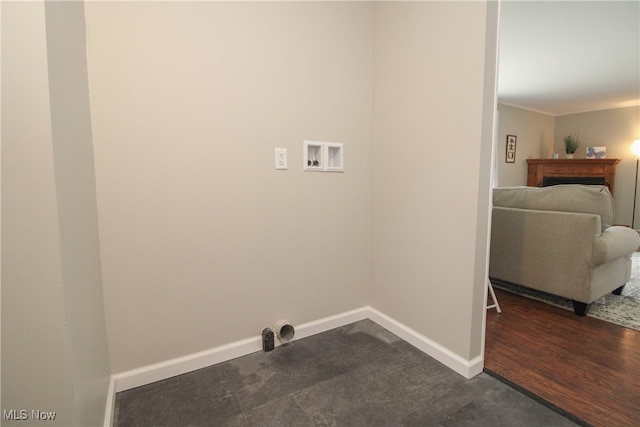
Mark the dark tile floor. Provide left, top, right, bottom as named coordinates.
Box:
left=114, top=320, right=578, bottom=426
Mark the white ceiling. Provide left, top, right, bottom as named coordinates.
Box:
left=498, top=1, right=640, bottom=116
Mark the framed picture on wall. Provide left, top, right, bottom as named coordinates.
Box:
left=506, top=135, right=517, bottom=163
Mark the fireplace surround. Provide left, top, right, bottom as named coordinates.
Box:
left=527, top=158, right=620, bottom=193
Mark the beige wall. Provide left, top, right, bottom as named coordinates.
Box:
left=87, top=0, right=497, bottom=374
left=1, top=3, right=76, bottom=424
left=44, top=2, right=112, bottom=424
left=555, top=106, right=640, bottom=226
left=2, top=2, right=110, bottom=425
left=497, top=104, right=640, bottom=225
left=496, top=104, right=556, bottom=187
left=3, top=3, right=499, bottom=420
left=85, top=2, right=373, bottom=373
left=370, top=1, right=497, bottom=361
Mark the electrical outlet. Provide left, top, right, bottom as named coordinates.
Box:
left=275, top=148, right=288, bottom=170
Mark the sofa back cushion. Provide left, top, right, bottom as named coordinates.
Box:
left=493, top=185, right=614, bottom=231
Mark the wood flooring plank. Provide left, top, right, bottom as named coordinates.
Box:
left=485, top=289, right=640, bottom=427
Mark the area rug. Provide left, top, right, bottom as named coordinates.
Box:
left=491, top=252, right=640, bottom=332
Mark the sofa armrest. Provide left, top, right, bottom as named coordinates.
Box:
left=489, top=207, right=601, bottom=299
left=592, top=226, right=640, bottom=265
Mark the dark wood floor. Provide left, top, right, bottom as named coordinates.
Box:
left=485, top=289, right=640, bottom=427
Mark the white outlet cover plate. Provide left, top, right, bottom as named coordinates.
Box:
left=275, top=148, right=288, bottom=170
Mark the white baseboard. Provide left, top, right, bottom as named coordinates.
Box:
left=109, top=306, right=369, bottom=395
left=104, top=306, right=482, bottom=426
left=366, top=307, right=484, bottom=379
left=111, top=335, right=261, bottom=394
left=103, top=376, right=116, bottom=427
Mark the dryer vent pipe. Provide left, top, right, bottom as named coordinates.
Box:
left=275, top=320, right=295, bottom=343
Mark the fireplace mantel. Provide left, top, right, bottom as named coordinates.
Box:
left=526, top=158, right=620, bottom=194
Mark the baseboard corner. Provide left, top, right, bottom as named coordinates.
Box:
left=103, top=375, right=116, bottom=427
left=366, top=306, right=482, bottom=379
left=104, top=304, right=481, bottom=426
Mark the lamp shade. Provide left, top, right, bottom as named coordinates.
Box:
left=633, top=139, right=640, bottom=159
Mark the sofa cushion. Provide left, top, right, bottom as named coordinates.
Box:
left=493, top=185, right=614, bottom=231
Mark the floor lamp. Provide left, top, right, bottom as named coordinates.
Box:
left=633, top=139, right=640, bottom=229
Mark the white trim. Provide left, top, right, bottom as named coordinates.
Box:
left=284, top=306, right=369, bottom=342
left=367, top=307, right=484, bottom=379
left=112, top=335, right=262, bottom=394
left=112, top=306, right=369, bottom=393
left=103, top=306, right=482, bottom=426
left=103, top=376, right=116, bottom=427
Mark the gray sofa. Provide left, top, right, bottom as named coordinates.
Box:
left=489, top=185, right=640, bottom=316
